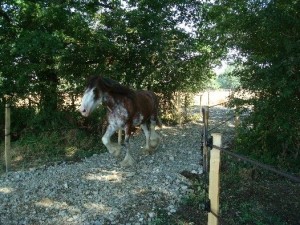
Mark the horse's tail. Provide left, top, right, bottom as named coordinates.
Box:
left=156, top=116, right=162, bottom=128
left=152, top=92, right=162, bottom=128
left=150, top=109, right=162, bottom=128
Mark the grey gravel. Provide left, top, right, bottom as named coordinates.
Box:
left=0, top=122, right=204, bottom=225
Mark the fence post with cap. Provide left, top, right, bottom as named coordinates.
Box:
left=208, top=133, right=222, bottom=225
left=202, top=106, right=209, bottom=174
left=5, top=103, right=11, bottom=172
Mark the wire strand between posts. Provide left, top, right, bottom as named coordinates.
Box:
left=212, top=145, right=300, bottom=183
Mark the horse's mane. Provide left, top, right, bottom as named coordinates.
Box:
left=88, top=76, right=135, bottom=98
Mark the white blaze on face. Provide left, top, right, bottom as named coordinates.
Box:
left=79, top=88, right=101, bottom=117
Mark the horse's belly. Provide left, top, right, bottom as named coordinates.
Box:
left=133, top=113, right=144, bottom=126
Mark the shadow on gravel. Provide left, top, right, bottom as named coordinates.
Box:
left=0, top=122, right=205, bottom=225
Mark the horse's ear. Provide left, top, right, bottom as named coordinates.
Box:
left=85, top=76, right=100, bottom=88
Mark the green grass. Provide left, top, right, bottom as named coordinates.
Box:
left=151, top=155, right=300, bottom=225
left=219, top=154, right=300, bottom=225
left=1, top=128, right=106, bottom=172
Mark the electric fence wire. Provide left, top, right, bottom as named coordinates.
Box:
left=208, top=115, right=236, bottom=133
left=212, top=145, right=300, bottom=183
left=200, top=126, right=230, bottom=225
left=199, top=104, right=300, bottom=225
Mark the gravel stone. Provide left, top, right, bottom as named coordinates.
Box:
left=0, top=121, right=209, bottom=225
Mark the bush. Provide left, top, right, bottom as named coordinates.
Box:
left=234, top=95, right=300, bottom=172
left=0, top=100, right=108, bottom=170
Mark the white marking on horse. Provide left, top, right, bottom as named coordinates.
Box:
left=79, top=88, right=102, bottom=117
left=133, top=114, right=144, bottom=126
left=79, top=76, right=161, bottom=167
left=141, top=124, right=150, bottom=151
left=108, top=104, right=128, bottom=129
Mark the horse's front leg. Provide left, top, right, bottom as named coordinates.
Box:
left=149, top=119, right=160, bottom=150
left=102, top=125, right=121, bottom=158
left=120, top=125, right=135, bottom=167
left=141, top=123, right=151, bottom=154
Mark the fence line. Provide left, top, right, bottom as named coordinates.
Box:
left=213, top=145, right=300, bottom=183
left=202, top=105, right=300, bottom=183
left=196, top=89, right=232, bottom=108
left=202, top=106, right=209, bottom=174
left=208, top=115, right=236, bottom=133
left=207, top=133, right=221, bottom=225
left=201, top=105, right=300, bottom=225
left=208, top=102, right=228, bottom=108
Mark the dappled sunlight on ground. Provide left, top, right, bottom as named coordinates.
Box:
left=0, top=92, right=239, bottom=224
left=83, top=202, right=113, bottom=214
left=84, top=169, right=124, bottom=183
left=0, top=187, right=15, bottom=194
left=35, top=198, right=69, bottom=209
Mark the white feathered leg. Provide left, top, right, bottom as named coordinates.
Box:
left=102, top=125, right=121, bottom=158
left=149, top=120, right=160, bottom=150
left=141, top=123, right=151, bottom=154
left=120, top=127, right=135, bottom=167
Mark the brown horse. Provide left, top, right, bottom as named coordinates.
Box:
left=79, top=76, right=161, bottom=167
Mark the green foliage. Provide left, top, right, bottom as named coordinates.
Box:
left=205, top=77, right=220, bottom=90
left=0, top=104, right=107, bottom=169
left=236, top=201, right=287, bottom=225
left=9, top=128, right=105, bottom=169
left=218, top=155, right=298, bottom=225
left=216, top=66, right=240, bottom=89
left=150, top=209, right=175, bottom=225
left=0, top=0, right=213, bottom=145
left=152, top=155, right=300, bottom=225
left=98, top=0, right=212, bottom=93
left=202, top=0, right=300, bottom=170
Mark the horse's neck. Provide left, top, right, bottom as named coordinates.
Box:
left=105, top=92, right=135, bottom=118
left=102, top=92, right=115, bottom=108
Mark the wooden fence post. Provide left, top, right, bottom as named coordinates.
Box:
left=199, top=94, right=203, bottom=109
left=177, top=92, right=182, bottom=126
left=208, top=133, right=222, bottom=225
left=208, top=91, right=210, bottom=106
left=202, top=106, right=209, bottom=174
left=5, top=103, right=11, bottom=172
left=118, top=129, right=122, bottom=145
left=199, top=93, right=203, bottom=120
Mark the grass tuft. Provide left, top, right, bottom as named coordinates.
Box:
left=1, top=128, right=106, bottom=172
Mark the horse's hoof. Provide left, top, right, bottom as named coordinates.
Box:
left=143, top=147, right=152, bottom=155
left=150, top=137, right=160, bottom=150
left=113, top=150, right=122, bottom=159
left=120, top=155, right=135, bottom=167
left=108, top=143, right=121, bottom=158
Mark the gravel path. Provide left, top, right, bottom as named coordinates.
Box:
left=0, top=121, right=204, bottom=225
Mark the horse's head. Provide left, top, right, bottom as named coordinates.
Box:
left=79, top=76, right=104, bottom=117
left=79, top=76, right=135, bottom=117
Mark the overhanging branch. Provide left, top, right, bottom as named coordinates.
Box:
left=0, top=8, right=11, bottom=23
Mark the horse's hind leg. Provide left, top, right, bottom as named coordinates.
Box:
left=120, top=126, right=135, bottom=167
left=102, top=125, right=121, bottom=158
left=141, top=123, right=151, bottom=154
left=149, top=119, right=160, bottom=151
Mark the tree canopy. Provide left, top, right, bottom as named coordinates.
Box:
left=201, top=0, right=300, bottom=170
left=0, top=0, right=213, bottom=107
left=0, top=0, right=216, bottom=138
left=1, top=0, right=299, bottom=170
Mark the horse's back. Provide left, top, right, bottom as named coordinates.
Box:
left=135, top=90, right=159, bottom=119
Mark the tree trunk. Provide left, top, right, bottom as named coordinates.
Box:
left=39, top=70, right=59, bottom=114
